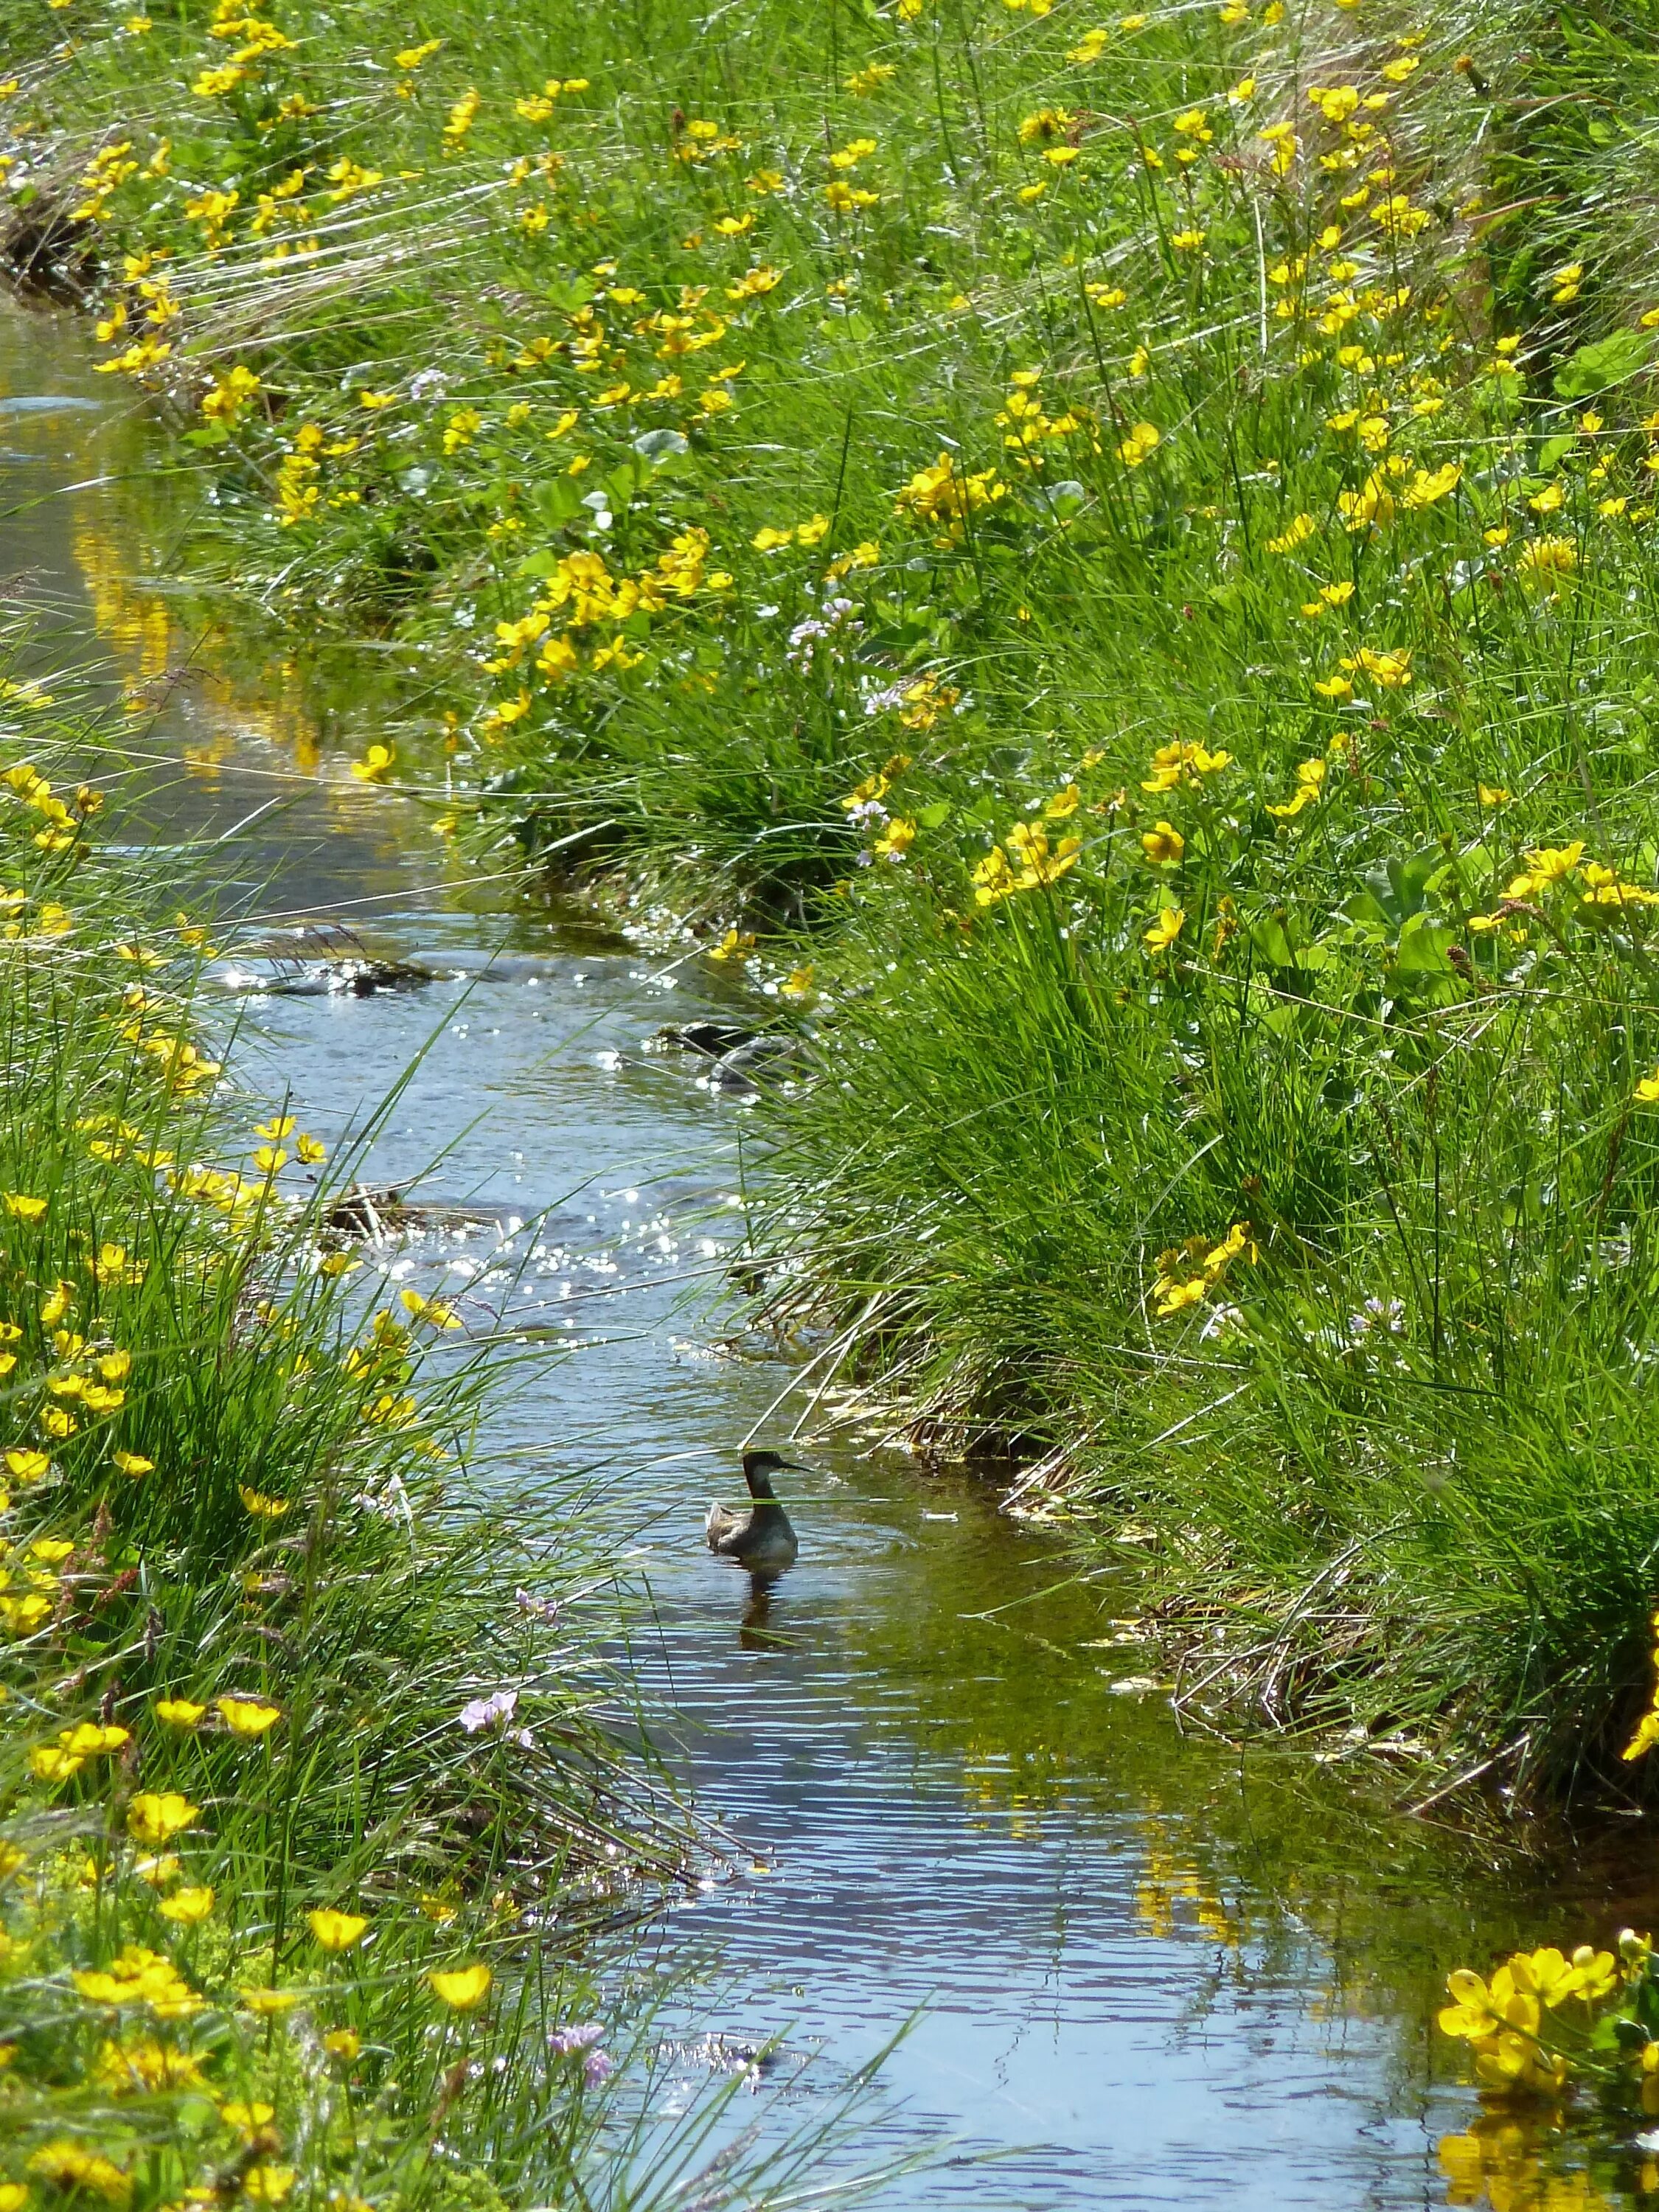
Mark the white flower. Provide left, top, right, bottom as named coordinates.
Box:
left=459, top=1688, right=518, bottom=1733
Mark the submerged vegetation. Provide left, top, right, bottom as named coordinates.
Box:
left=15, top=0, right=1659, bottom=2151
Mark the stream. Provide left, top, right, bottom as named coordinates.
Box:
left=7, top=290, right=1658, bottom=2211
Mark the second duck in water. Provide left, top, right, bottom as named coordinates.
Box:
left=705, top=1449, right=801, bottom=1571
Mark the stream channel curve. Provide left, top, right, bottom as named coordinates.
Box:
left=4, top=288, right=1646, bottom=2211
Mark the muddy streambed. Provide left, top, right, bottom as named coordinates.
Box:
left=5, top=293, right=1656, bottom=2210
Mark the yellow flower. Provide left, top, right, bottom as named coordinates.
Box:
left=31, top=1745, right=86, bottom=1782
left=239, top=1486, right=290, bottom=1518
left=127, top=1792, right=200, bottom=1846
left=1516, top=535, right=1578, bottom=587
left=1352, top=645, right=1413, bottom=689
left=1266, top=513, right=1315, bottom=554
left=5, top=1449, right=50, bottom=1481
left=112, top=1450, right=153, bottom=1476
left=218, top=1696, right=282, bottom=1737
left=1141, top=740, right=1231, bottom=793
left=242, top=2168, right=296, bottom=2205
left=1140, top=822, right=1185, bottom=866
left=1402, top=461, right=1461, bottom=508
left=1635, top=1069, right=1659, bottom=1105
left=155, top=1698, right=206, bottom=1727
left=1144, top=907, right=1186, bottom=953
left=239, top=1987, right=299, bottom=2015
left=430, top=1962, right=493, bottom=2008
left=158, top=1885, right=215, bottom=1923
left=308, top=1907, right=369, bottom=1951
left=349, top=744, right=394, bottom=783
left=324, top=2028, right=361, bottom=2059
left=56, top=1722, right=129, bottom=1756
left=1506, top=841, right=1585, bottom=898
left=222, top=2102, right=276, bottom=2136
left=708, top=928, right=756, bottom=963
left=28, top=2145, right=131, bottom=2206
left=74, top=1944, right=202, bottom=2020
left=1267, top=759, right=1328, bottom=817
left=1116, top=422, right=1161, bottom=468
left=4, top=1192, right=46, bottom=1220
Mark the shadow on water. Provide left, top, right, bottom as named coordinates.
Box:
left=8, top=288, right=1659, bottom=2209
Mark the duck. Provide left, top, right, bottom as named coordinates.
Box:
left=705, top=1449, right=801, bottom=1571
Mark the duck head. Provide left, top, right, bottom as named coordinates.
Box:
left=742, top=1448, right=804, bottom=1500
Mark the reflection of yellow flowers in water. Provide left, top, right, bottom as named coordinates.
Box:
left=1132, top=1838, right=1241, bottom=1947
left=70, top=509, right=330, bottom=783
left=1439, top=2121, right=1615, bottom=2211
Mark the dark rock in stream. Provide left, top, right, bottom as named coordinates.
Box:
left=323, top=1185, right=526, bottom=1242
left=650, top=1020, right=801, bottom=1091
left=651, top=1020, right=760, bottom=1057
left=215, top=955, right=435, bottom=998
left=709, top=1034, right=801, bottom=1091
left=324, top=1185, right=406, bottom=1237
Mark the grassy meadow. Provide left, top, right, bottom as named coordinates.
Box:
left=10, top=0, right=1659, bottom=1808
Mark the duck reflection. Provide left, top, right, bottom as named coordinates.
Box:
left=739, top=1568, right=791, bottom=1650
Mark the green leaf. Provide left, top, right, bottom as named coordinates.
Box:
left=1392, top=912, right=1457, bottom=974
left=546, top=276, right=595, bottom=314
left=1246, top=914, right=1297, bottom=966
left=914, top=799, right=952, bottom=830
left=529, top=476, right=581, bottom=528
left=1554, top=328, right=1652, bottom=398
left=633, top=428, right=689, bottom=465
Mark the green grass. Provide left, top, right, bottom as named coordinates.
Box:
left=13, top=0, right=1659, bottom=1797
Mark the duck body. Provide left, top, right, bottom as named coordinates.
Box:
left=706, top=1450, right=800, bottom=1570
